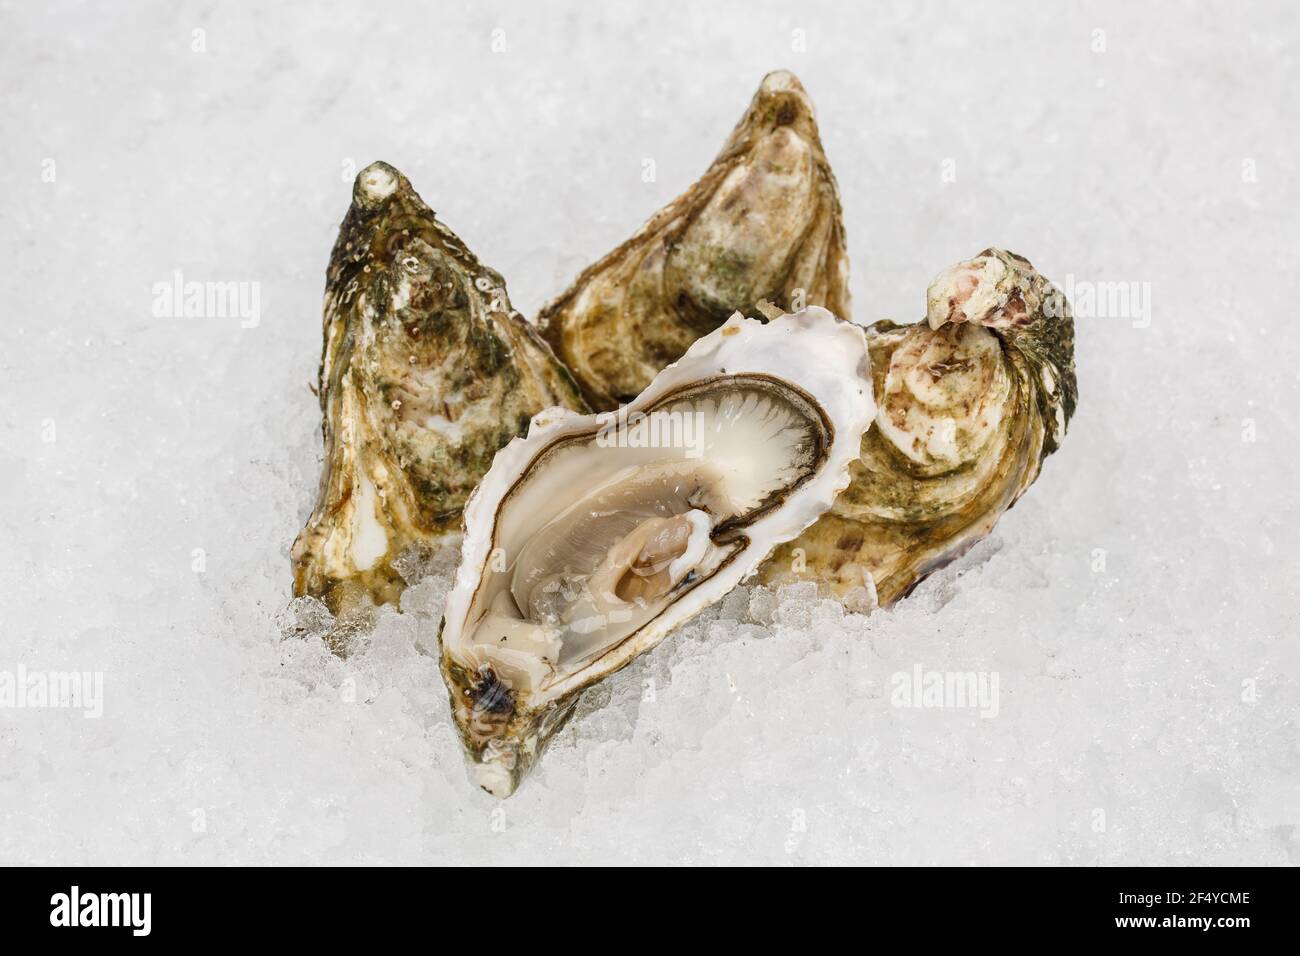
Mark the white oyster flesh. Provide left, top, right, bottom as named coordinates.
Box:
left=438, top=306, right=876, bottom=797
left=465, top=383, right=827, bottom=692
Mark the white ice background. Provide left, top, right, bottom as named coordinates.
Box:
left=1, top=1, right=1297, bottom=864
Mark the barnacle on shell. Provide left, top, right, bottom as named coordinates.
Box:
left=758, top=248, right=1078, bottom=605
left=538, top=70, right=849, bottom=411
left=292, top=162, right=585, bottom=626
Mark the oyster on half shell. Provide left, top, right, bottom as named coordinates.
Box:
left=292, top=162, right=585, bottom=626
left=759, top=249, right=1077, bottom=605
left=439, top=307, right=875, bottom=797
left=539, top=70, right=849, bottom=411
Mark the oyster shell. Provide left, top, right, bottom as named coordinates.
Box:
left=539, top=70, right=849, bottom=411
left=439, top=307, right=875, bottom=796
left=759, top=249, right=1077, bottom=605
left=292, top=162, right=585, bottom=625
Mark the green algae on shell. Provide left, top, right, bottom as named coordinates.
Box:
left=759, top=248, right=1077, bottom=606
left=292, top=162, right=586, bottom=626
left=539, top=70, right=850, bottom=411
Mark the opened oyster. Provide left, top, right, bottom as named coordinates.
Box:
left=539, top=70, right=849, bottom=411
left=292, top=162, right=585, bottom=623
left=760, top=249, right=1077, bottom=604
left=439, top=307, right=875, bottom=796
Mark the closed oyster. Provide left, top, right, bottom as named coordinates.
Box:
left=292, top=162, right=585, bottom=624
left=759, top=249, right=1077, bottom=605
left=539, top=70, right=849, bottom=410
left=439, top=307, right=875, bottom=796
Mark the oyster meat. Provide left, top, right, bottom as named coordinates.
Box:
left=439, top=307, right=875, bottom=796
left=759, top=249, right=1077, bottom=604
left=292, top=162, right=585, bottom=625
left=539, top=70, right=849, bottom=410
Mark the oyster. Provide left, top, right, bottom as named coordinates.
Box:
left=292, top=162, right=585, bottom=624
left=539, top=70, right=849, bottom=411
left=759, top=249, right=1077, bottom=605
left=439, top=307, right=875, bottom=796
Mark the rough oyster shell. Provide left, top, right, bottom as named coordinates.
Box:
left=539, top=70, right=849, bottom=411
left=759, top=249, right=1077, bottom=604
left=439, top=307, right=875, bottom=796
left=292, top=162, right=585, bottom=625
